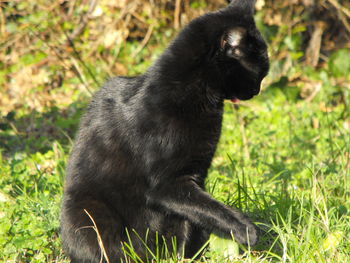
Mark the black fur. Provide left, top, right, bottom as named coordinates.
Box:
left=61, top=1, right=269, bottom=262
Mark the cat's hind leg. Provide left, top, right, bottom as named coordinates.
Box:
left=61, top=197, right=125, bottom=263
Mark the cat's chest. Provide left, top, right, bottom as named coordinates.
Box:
left=154, top=110, right=222, bottom=159
left=187, top=113, right=223, bottom=156
left=133, top=99, right=223, bottom=173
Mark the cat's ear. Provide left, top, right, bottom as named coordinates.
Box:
left=228, top=0, right=256, bottom=14
left=221, top=28, right=246, bottom=58
left=225, top=28, right=245, bottom=47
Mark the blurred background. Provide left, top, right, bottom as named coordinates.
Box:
left=0, top=0, right=349, bottom=262
left=1, top=0, right=349, bottom=117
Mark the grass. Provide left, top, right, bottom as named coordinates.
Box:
left=1, top=1, right=350, bottom=262
left=1, top=77, right=349, bottom=262
left=208, top=95, right=350, bottom=262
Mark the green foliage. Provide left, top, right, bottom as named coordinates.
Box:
left=0, top=144, right=68, bottom=262
left=329, top=49, right=350, bottom=77
left=191, top=0, right=208, bottom=9
left=209, top=234, right=239, bottom=260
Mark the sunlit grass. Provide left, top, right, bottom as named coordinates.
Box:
left=1, top=82, right=349, bottom=262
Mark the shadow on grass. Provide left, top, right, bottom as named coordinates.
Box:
left=0, top=100, right=88, bottom=158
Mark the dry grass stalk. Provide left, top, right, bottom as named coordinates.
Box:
left=83, top=209, right=111, bottom=263
left=132, top=24, right=154, bottom=57
left=305, top=21, right=326, bottom=67
left=174, top=0, right=182, bottom=29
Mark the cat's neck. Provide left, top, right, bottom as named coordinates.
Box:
left=144, top=44, right=223, bottom=110
left=142, top=68, right=224, bottom=116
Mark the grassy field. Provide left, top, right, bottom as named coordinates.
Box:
left=1, top=1, right=350, bottom=262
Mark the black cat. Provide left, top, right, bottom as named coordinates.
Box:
left=61, top=0, right=269, bottom=262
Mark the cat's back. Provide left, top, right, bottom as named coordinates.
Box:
left=77, top=75, right=144, bottom=130
left=91, top=75, right=143, bottom=110
left=66, top=75, right=146, bottom=184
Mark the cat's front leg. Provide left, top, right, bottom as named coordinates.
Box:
left=146, top=175, right=258, bottom=245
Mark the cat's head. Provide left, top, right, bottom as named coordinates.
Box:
left=214, top=0, right=269, bottom=101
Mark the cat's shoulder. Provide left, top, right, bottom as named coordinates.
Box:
left=102, top=75, right=140, bottom=92
left=91, top=75, right=144, bottom=104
